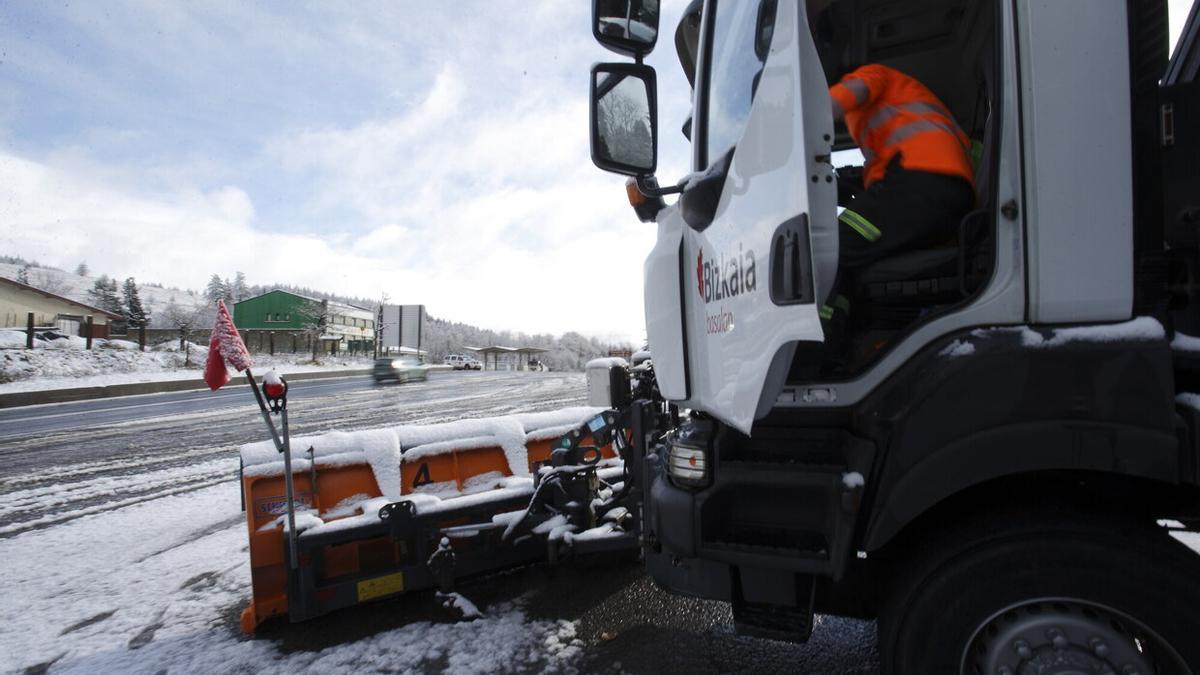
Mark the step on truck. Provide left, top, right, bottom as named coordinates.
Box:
left=587, top=0, right=1200, bottom=672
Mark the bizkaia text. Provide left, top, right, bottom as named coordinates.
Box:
left=696, top=244, right=757, bottom=304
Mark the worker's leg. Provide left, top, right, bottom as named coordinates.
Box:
left=837, top=164, right=975, bottom=272
left=822, top=162, right=974, bottom=372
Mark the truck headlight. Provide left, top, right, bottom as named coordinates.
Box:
left=665, top=420, right=713, bottom=488
left=667, top=441, right=708, bottom=486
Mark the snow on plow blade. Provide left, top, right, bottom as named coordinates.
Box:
left=237, top=407, right=623, bottom=633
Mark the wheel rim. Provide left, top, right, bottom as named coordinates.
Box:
left=961, top=597, right=1190, bottom=675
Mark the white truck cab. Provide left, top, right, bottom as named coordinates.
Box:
left=590, top=0, right=1200, bottom=671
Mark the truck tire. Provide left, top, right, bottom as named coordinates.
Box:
left=879, top=513, right=1200, bottom=674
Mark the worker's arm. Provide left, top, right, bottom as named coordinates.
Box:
left=829, top=64, right=889, bottom=120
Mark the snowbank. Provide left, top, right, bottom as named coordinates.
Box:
left=0, top=346, right=373, bottom=393
left=0, top=330, right=29, bottom=349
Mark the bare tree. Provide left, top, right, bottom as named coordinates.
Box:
left=161, top=300, right=214, bottom=366
left=295, top=298, right=330, bottom=362
left=29, top=269, right=67, bottom=295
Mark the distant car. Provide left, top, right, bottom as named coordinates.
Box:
left=373, top=356, right=429, bottom=384
left=464, top=358, right=482, bottom=370
left=443, top=354, right=468, bottom=370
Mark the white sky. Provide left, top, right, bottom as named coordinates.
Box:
left=0, top=1, right=1194, bottom=343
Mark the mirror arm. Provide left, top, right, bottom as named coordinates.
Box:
left=636, top=174, right=685, bottom=197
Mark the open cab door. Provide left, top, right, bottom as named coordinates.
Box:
left=591, top=0, right=836, bottom=434
left=673, top=0, right=836, bottom=433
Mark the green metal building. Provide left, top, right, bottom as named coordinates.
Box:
left=233, top=290, right=375, bottom=353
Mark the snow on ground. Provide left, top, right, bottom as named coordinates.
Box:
left=0, top=476, right=584, bottom=674
left=0, top=334, right=373, bottom=393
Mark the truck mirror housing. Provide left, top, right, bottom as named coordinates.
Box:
left=590, top=63, right=658, bottom=177
left=593, top=0, right=660, bottom=58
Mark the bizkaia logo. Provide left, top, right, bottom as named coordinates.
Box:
left=696, top=243, right=757, bottom=304
left=697, top=244, right=758, bottom=335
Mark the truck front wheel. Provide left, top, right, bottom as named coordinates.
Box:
left=879, top=516, right=1200, bottom=674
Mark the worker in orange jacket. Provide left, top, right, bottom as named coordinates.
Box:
left=828, top=64, right=976, bottom=272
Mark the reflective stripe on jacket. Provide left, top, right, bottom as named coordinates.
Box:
left=829, top=64, right=974, bottom=189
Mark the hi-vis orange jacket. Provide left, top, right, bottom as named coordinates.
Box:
left=829, top=64, right=974, bottom=189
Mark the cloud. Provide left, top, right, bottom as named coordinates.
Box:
left=0, top=139, right=652, bottom=341
left=0, top=2, right=697, bottom=344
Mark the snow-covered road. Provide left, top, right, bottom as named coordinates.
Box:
left=0, top=372, right=586, bottom=537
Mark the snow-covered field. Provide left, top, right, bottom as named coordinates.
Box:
left=0, top=332, right=373, bottom=393
left=1, top=480, right=585, bottom=674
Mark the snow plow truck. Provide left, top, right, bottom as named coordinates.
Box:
left=236, top=0, right=1200, bottom=673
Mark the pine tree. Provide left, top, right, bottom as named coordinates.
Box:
left=16, top=265, right=30, bottom=284
left=205, top=274, right=228, bottom=303
left=75, top=261, right=89, bottom=276
left=88, top=275, right=125, bottom=315
left=222, top=277, right=235, bottom=303
left=123, top=277, right=150, bottom=328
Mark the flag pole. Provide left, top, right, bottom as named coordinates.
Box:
left=279, top=405, right=300, bottom=572
left=245, top=367, right=299, bottom=571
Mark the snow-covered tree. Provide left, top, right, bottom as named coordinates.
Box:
left=16, top=265, right=30, bottom=284
left=205, top=274, right=230, bottom=303
left=29, top=269, right=66, bottom=295
left=232, top=271, right=249, bottom=303
left=88, top=275, right=124, bottom=315
left=75, top=261, right=89, bottom=276
left=295, top=298, right=330, bottom=361
left=161, top=300, right=214, bottom=365
left=123, top=277, right=150, bottom=329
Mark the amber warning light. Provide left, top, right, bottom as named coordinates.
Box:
left=625, top=177, right=666, bottom=223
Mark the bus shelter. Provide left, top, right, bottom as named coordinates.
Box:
left=465, top=346, right=549, bottom=371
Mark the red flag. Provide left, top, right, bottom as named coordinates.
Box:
left=205, top=299, right=253, bottom=391
left=203, top=335, right=230, bottom=391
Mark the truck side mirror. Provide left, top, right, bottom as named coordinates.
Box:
left=590, top=63, right=658, bottom=177
left=593, top=0, right=660, bottom=58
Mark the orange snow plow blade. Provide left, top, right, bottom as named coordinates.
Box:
left=238, top=407, right=617, bottom=633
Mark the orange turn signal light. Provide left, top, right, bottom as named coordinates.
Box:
left=625, top=178, right=650, bottom=208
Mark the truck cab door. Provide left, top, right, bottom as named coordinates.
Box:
left=678, top=0, right=836, bottom=433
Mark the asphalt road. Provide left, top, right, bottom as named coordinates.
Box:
left=0, top=370, right=879, bottom=673
left=0, top=370, right=419, bottom=436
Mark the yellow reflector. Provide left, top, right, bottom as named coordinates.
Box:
left=357, top=572, right=404, bottom=602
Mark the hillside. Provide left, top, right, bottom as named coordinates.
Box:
left=0, top=262, right=208, bottom=329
